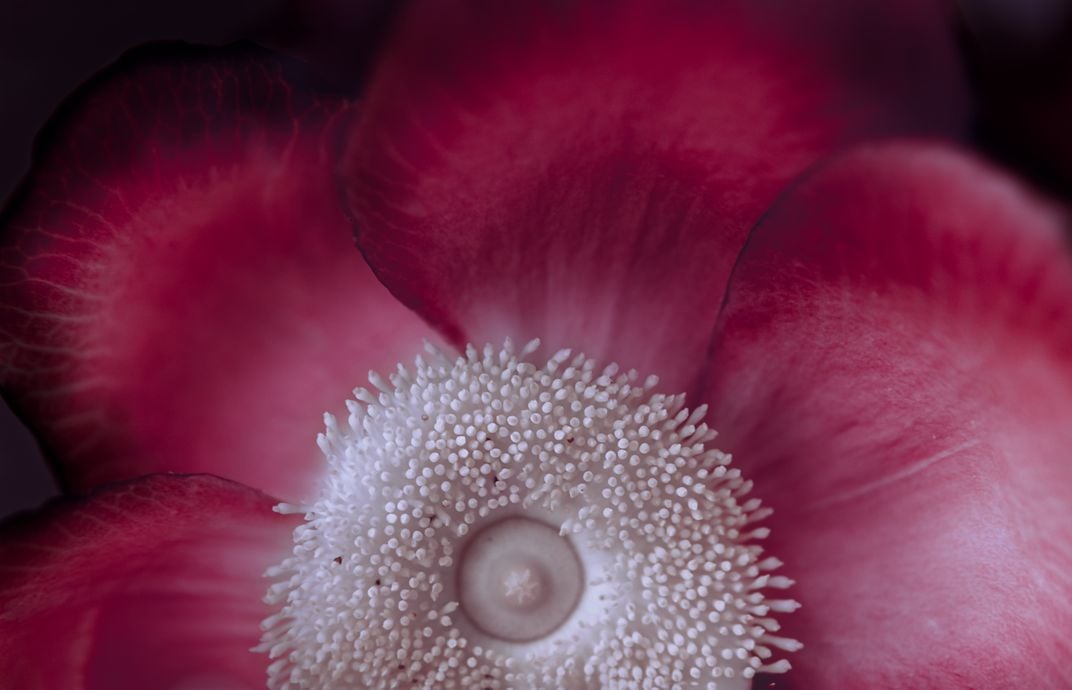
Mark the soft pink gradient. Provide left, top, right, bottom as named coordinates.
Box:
left=0, top=474, right=296, bottom=690
left=343, top=0, right=967, bottom=393
left=0, top=46, right=442, bottom=502
left=703, top=143, right=1072, bottom=688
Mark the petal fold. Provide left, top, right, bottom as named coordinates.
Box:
left=344, top=0, right=968, bottom=390
left=0, top=474, right=295, bottom=690
left=702, top=142, right=1072, bottom=688
left=0, top=43, right=440, bottom=501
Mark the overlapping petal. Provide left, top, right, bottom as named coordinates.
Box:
left=2, top=5, right=1054, bottom=689
left=0, top=44, right=441, bottom=501
left=702, top=142, right=1072, bottom=688
left=343, top=0, right=967, bottom=391
left=0, top=473, right=294, bottom=690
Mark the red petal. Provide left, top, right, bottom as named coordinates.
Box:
left=343, top=0, right=967, bottom=391
left=0, top=45, right=440, bottom=501
left=702, top=143, right=1072, bottom=687
left=0, top=474, right=295, bottom=690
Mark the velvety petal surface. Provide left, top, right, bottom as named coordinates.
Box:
left=344, top=0, right=968, bottom=391
left=0, top=44, right=440, bottom=501
left=702, top=143, right=1072, bottom=688
left=0, top=473, right=296, bottom=690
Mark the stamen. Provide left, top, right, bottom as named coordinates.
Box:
left=260, top=341, right=800, bottom=689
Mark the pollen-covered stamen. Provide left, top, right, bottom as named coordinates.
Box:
left=260, top=340, right=801, bottom=689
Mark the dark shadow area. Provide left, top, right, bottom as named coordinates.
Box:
left=0, top=401, right=55, bottom=517
left=0, top=0, right=287, bottom=204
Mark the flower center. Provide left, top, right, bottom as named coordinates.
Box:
left=260, top=341, right=800, bottom=689
left=456, top=516, right=584, bottom=642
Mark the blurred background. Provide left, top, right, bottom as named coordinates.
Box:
left=1, top=0, right=1070, bottom=520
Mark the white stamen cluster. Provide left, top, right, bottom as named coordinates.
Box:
left=260, top=341, right=800, bottom=689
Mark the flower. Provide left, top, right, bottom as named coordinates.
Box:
left=1, top=1, right=1070, bottom=689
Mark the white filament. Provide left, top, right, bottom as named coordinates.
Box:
left=260, top=340, right=800, bottom=689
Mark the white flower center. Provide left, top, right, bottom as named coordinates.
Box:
left=260, top=341, right=800, bottom=689
left=456, top=516, right=584, bottom=641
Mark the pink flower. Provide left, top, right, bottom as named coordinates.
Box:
left=1, top=2, right=1069, bottom=688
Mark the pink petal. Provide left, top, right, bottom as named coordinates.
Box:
left=342, top=0, right=968, bottom=391
left=702, top=143, right=1072, bottom=687
left=0, top=473, right=295, bottom=690
left=0, top=45, right=441, bottom=501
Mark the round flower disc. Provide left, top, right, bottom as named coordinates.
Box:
left=261, top=341, right=799, bottom=689
left=456, top=516, right=584, bottom=642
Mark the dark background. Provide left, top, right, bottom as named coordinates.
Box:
left=2, top=0, right=1071, bottom=520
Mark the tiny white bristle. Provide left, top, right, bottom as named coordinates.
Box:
left=259, top=342, right=799, bottom=689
